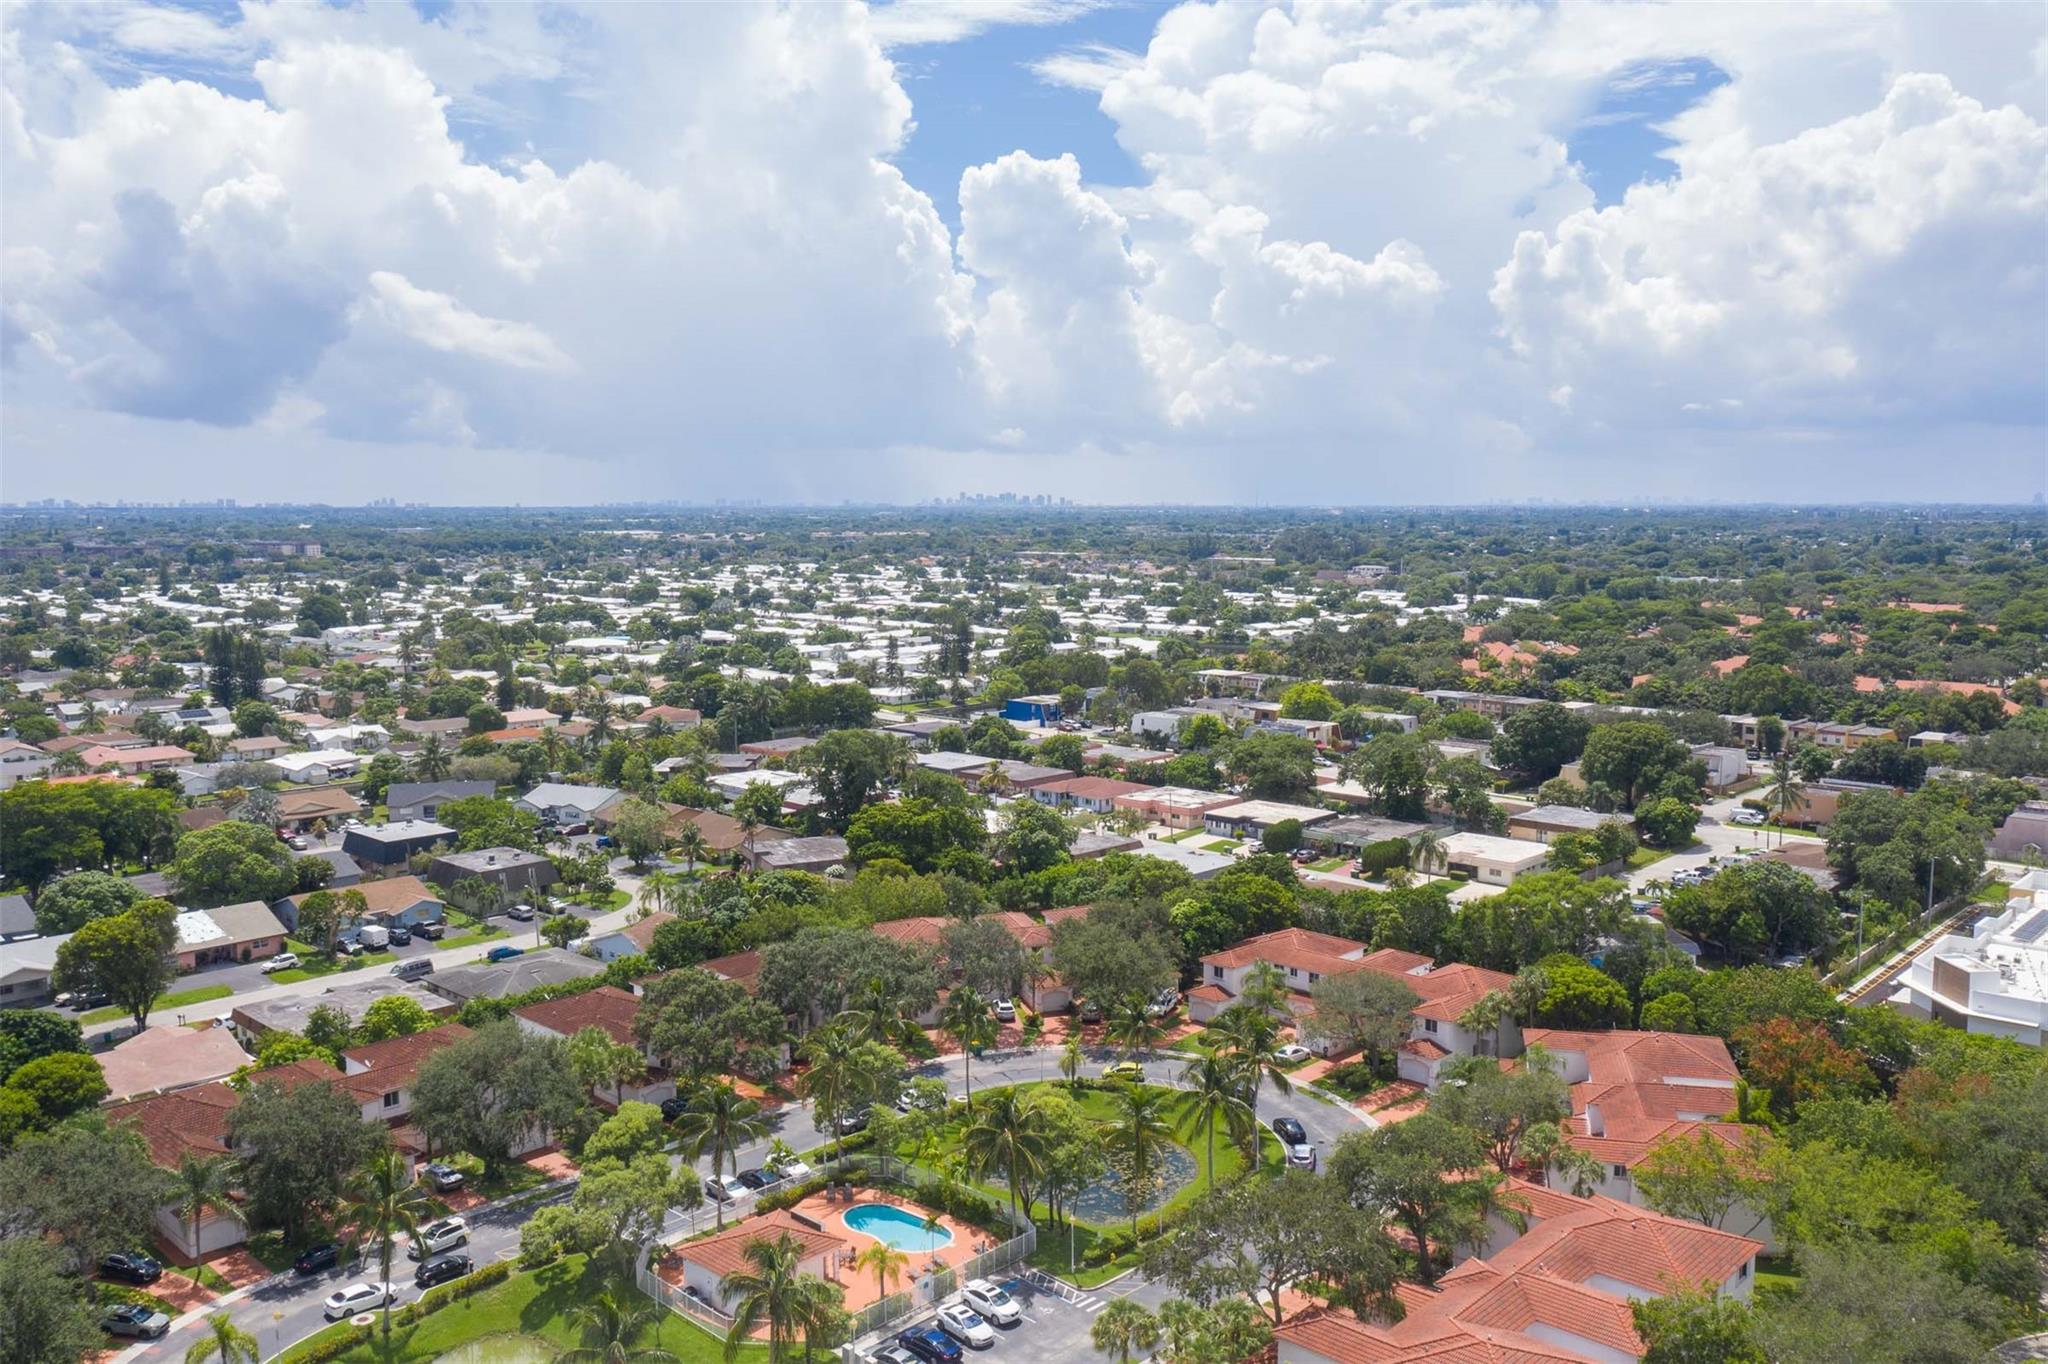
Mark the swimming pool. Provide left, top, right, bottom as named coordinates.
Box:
left=842, top=1202, right=955, bottom=1252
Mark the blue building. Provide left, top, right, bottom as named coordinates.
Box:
left=1002, top=695, right=1063, bottom=727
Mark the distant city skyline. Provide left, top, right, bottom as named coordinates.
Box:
left=2, top=1, right=2044, bottom=506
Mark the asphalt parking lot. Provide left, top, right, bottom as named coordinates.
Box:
left=855, top=1270, right=1174, bottom=1363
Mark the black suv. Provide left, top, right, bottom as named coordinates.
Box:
left=387, top=924, right=412, bottom=945
left=1271, top=1116, right=1308, bottom=1146
left=293, top=1243, right=342, bottom=1275
left=98, top=1251, right=162, bottom=1285
left=415, top=1253, right=473, bottom=1288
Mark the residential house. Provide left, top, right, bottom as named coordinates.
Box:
left=1001, top=694, right=1064, bottom=726
left=424, top=948, right=606, bottom=1007
left=426, top=847, right=560, bottom=907
left=1253, top=717, right=1339, bottom=746
left=1691, top=744, right=1751, bottom=790
left=1029, top=774, right=1151, bottom=814
left=1783, top=719, right=1897, bottom=751
left=1070, top=829, right=1143, bottom=859
left=277, top=875, right=444, bottom=934
left=342, top=819, right=456, bottom=869
left=225, top=735, right=290, bottom=763
left=1990, top=802, right=2048, bottom=860
left=515, top=986, right=674, bottom=1106
left=1439, top=830, right=1552, bottom=885
left=1506, top=804, right=1623, bottom=845
left=1201, top=800, right=1337, bottom=840
left=1275, top=1179, right=1762, bottom=1364
left=582, top=911, right=675, bottom=963
left=309, top=723, right=391, bottom=753
left=1188, top=929, right=1520, bottom=1084
left=267, top=750, right=361, bottom=784
left=1887, top=894, right=2048, bottom=1048
left=275, top=785, right=364, bottom=833
left=1302, top=815, right=1431, bottom=853
left=78, top=743, right=195, bottom=775
left=742, top=836, right=849, bottom=873
left=0, top=738, right=54, bottom=788
left=1110, top=786, right=1239, bottom=830
left=738, top=735, right=817, bottom=761
left=97, top=1024, right=253, bottom=1104
left=334, top=1024, right=475, bottom=1129
left=1130, top=706, right=1209, bottom=744
left=1777, top=777, right=1898, bottom=829
left=385, top=781, right=495, bottom=822
left=170, top=903, right=288, bottom=970
left=516, top=782, right=622, bottom=824
left=0, top=893, right=36, bottom=943
left=500, top=707, right=562, bottom=729
left=309, top=848, right=364, bottom=887
left=230, top=980, right=453, bottom=1045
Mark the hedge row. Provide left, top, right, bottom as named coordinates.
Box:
left=284, top=1259, right=515, bottom=1363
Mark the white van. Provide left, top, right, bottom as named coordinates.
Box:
left=356, top=924, right=391, bottom=950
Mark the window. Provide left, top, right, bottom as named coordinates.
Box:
left=1738, top=1262, right=1750, bottom=1279
left=1211, top=966, right=1223, bottom=979
left=382, top=1092, right=401, bottom=1109
left=1423, top=1019, right=1438, bottom=1034
left=1612, top=1164, right=1628, bottom=1178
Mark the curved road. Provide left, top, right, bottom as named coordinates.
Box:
left=117, top=1040, right=1355, bottom=1362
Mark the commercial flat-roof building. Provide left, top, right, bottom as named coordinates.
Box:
left=343, top=819, right=456, bottom=867
left=1887, top=888, right=2048, bottom=1046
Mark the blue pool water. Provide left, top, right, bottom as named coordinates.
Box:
left=843, top=1203, right=955, bottom=1252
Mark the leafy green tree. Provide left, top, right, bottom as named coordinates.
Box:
left=1428, top=1049, right=1570, bottom=1171
left=437, top=794, right=542, bottom=852
left=1307, top=969, right=1417, bottom=1079
left=1090, top=1298, right=1160, bottom=1363
left=568, top=1026, right=649, bottom=1108
left=409, top=1020, right=582, bottom=1179
left=354, top=994, right=434, bottom=1044
left=0, top=1114, right=174, bottom=1274
left=721, top=1231, right=845, bottom=1363
left=183, top=1312, right=263, bottom=1364
left=609, top=797, right=670, bottom=868
left=1344, top=732, right=1432, bottom=818
left=996, top=798, right=1074, bottom=873
left=228, top=1078, right=386, bottom=1242
left=673, top=1082, right=770, bottom=1230
left=1631, top=1289, right=1764, bottom=1364
left=52, top=898, right=178, bottom=1031
left=29, top=870, right=143, bottom=935
left=170, top=821, right=297, bottom=907
left=1580, top=722, right=1696, bottom=809
left=2, top=1052, right=107, bottom=1126
left=1278, top=682, right=1340, bottom=720
left=0, top=1236, right=101, bottom=1364
left=340, top=1149, right=430, bottom=1348
left=1490, top=702, right=1590, bottom=783
left=1050, top=904, right=1179, bottom=1018
left=797, top=729, right=906, bottom=828
left=557, top=1286, right=683, bottom=1364
left=0, top=1011, right=83, bottom=1087
left=1754, top=1245, right=2007, bottom=1364
left=961, top=1086, right=1052, bottom=1222
left=1327, top=1113, right=1496, bottom=1287
left=1104, top=1083, right=1176, bottom=1238
left=1526, top=956, right=1632, bottom=1029
left=942, top=916, right=1027, bottom=998
left=845, top=798, right=984, bottom=872
left=758, top=927, right=938, bottom=1026
left=1140, top=1170, right=1400, bottom=1326
left=633, top=967, right=788, bottom=1084
left=1663, top=860, right=1837, bottom=965
left=1633, top=796, right=1700, bottom=849
left=1229, top=732, right=1318, bottom=801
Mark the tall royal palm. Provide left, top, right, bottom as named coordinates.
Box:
left=674, top=823, right=711, bottom=876
left=553, top=1288, right=680, bottom=1364
left=183, top=1312, right=260, bottom=1364
left=1208, top=1005, right=1295, bottom=1112
left=341, top=1148, right=431, bottom=1349
left=1412, top=827, right=1449, bottom=880
left=1767, top=752, right=1805, bottom=849
left=171, top=1153, right=241, bottom=1272
left=1180, top=1054, right=1254, bottom=1188
left=851, top=1240, right=909, bottom=1309
left=674, top=1082, right=769, bottom=1229
left=413, top=732, right=451, bottom=780
left=940, top=986, right=993, bottom=1109
left=837, top=977, right=917, bottom=1050
left=1106, top=994, right=1166, bottom=1062
left=797, top=1025, right=872, bottom=1166
left=1104, top=1085, right=1175, bottom=1239
left=961, top=1088, right=1050, bottom=1224
left=722, top=1232, right=840, bottom=1364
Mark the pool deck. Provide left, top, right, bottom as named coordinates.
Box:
left=792, top=1188, right=989, bottom=1314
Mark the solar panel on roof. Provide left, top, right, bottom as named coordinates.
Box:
left=2010, top=910, right=2048, bottom=944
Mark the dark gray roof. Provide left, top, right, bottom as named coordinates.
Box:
left=0, top=894, right=36, bottom=940
left=384, top=781, right=494, bottom=809
left=425, top=949, right=605, bottom=1002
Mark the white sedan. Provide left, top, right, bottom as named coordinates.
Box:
left=324, top=1282, right=396, bottom=1320
left=1275, top=1043, right=1312, bottom=1063
left=937, top=1303, right=996, bottom=1349
left=961, top=1278, right=1021, bottom=1326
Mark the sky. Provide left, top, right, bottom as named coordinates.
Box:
left=2, top=0, right=2045, bottom=507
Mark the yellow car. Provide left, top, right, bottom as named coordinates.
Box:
left=1102, top=1061, right=1144, bottom=1082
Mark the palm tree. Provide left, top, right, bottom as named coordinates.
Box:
left=836, top=977, right=918, bottom=1049
left=1412, top=827, right=1449, bottom=880
left=941, top=986, right=994, bottom=1108
left=1766, top=752, right=1805, bottom=848
left=960, top=1087, right=1050, bottom=1223
left=340, top=1149, right=431, bottom=1348
left=721, top=1232, right=840, bottom=1363
left=1238, top=960, right=1288, bottom=1015
left=1104, top=1085, right=1175, bottom=1239
left=1180, top=1054, right=1254, bottom=1188
left=638, top=868, right=679, bottom=918
left=170, top=1153, right=240, bottom=1271
left=673, top=1082, right=770, bottom=1229
left=1090, top=1299, right=1160, bottom=1363
left=850, top=1240, right=909, bottom=1307
left=414, top=732, right=451, bottom=780
left=1208, top=1005, right=1295, bottom=1111
left=1060, top=1031, right=1085, bottom=1089
left=1106, top=994, right=1166, bottom=1062
left=674, top=822, right=711, bottom=875
left=183, top=1312, right=260, bottom=1364
left=797, top=1025, right=874, bottom=1166
left=738, top=812, right=763, bottom=869
left=554, top=1288, right=679, bottom=1364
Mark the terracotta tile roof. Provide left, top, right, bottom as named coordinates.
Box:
left=1203, top=926, right=1368, bottom=971
left=699, top=949, right=763, bottom=991
left=607, top=911, right=674, bottom=952
left=104, top=1082, right=241, bottom=1168
left=1521, top=1029, right=1737, bottom=1087
left=680, top=1211, right=845, bottom=1279
left=1034, top=775, right=1151, bottom=800
left=514, top=985, right=642, bottom=1046
left=1041, top=905, right=1092, bottom=927
left=871, top=916, right=949, bottom=948
left=1187, top=983, right=1232, bottom=1004
left=335, top=1024, right=473, bottom=1102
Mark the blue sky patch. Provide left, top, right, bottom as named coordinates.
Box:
left=1568, top=57, right=1730, bottom=205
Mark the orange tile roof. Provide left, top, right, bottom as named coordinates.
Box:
left=105, top=1082, right=240, bottom=1168
left=335, top=1024, right=473, bottom=1103
left=513, top=985, right=642, bottom=1047
left=699, top=949, right=763, bottom=991
left=1204, top=926, right=1369, bottom=971
left=1521, top=1029, right=1737, bottom=1086
left=680, top=1211, right=846, bottom=1279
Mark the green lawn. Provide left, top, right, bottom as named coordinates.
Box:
left=87, top=984, right=232, bottom=1024
left=1200, top=839, right=1240, bottom=852
left=278, top=1256, right=777, bottom=1363
left=1161, top=827, right=1206, bottom=844
left=442, top=1151, right=560, bottom=1200
left=270, top=940, right=396, bottom=983
left=579, top=889, right=633, bottom=912
left=439, top=924, right=507, bottom=951
left=1306, top=856, right=1351, bottom=872
left=1755, top=1253, right=1802, bottom=1296
left=1625, top=847, right=1675, bottom=871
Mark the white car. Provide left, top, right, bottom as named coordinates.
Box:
left=406, top=1217, right=468, bottom=1260
left=991, top=998, right=1016, bottom=1023
left=704, top=1173, right=751, bottom=1203
left=1274, top=1043, right=1312, bottom=1063
left=769, top=1153, right=813, bottom=1181
left=961, top=1278, right=1021, bottom=1326
left=937, top=1303, right=997, bottom=1349
left=1730, top=810, right=1765, bottom=826
left=324, top=1282, right=396, bottom=1319
left=261, top=953, right=301, bottom=974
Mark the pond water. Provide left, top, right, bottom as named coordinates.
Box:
left=433, top=1335, right=552, bottom=1364
left=1069, top=1142, right=1198, bottom=1223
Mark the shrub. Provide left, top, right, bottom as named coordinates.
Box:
left=757, top=1173, right=834, bottom=1214
left=290, top=1324, right=373, bottom=1363
left=1355, top=838, right=1411, bottom=875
